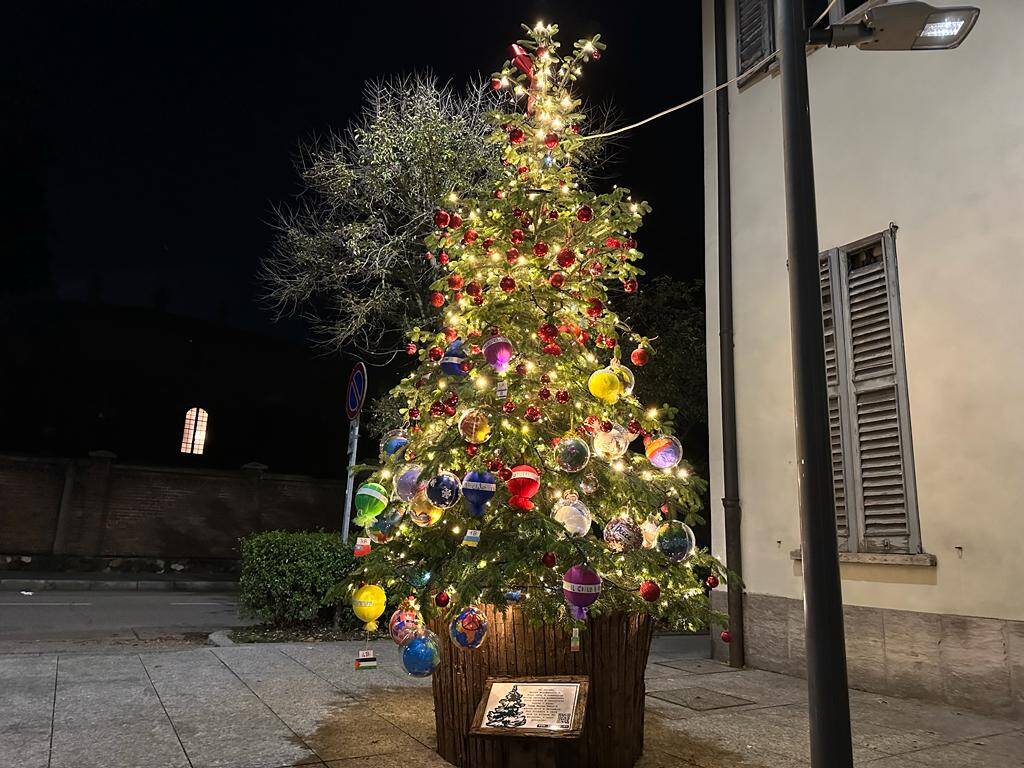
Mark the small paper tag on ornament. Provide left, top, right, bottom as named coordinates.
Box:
left=462, top=529, right=481, bottom=547
left=495, top=380, right=509, bottom=399
left=354, top=648, right=377, bottom=670
left=353, top=537, right=371, bottom=557
left=571, top=627, right=581, bottom=652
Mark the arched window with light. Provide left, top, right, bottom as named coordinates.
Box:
left=180, top=407, right=209, bottom=455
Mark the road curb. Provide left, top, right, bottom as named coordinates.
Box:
left=207, top=630, right=235, bottom=647
left=0, top=578, right=238, bottom=593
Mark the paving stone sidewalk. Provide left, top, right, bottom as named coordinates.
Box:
left=2, top=636, right=1021, bottom=768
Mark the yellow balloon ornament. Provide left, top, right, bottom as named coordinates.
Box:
left=588, top=367, right=624, bottom=404
left=351, top=584, right=387, bottom=631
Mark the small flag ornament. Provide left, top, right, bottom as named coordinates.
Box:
left=354, top=648, right=377, bottom=670
left=353, top=536, right=371, bottom=557
left=462, top=529, right=481, bottom=547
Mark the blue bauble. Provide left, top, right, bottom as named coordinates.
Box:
left=657, top=520, right=697, bottom=563
left=379, top=429, right=409, bottom=461
left=426, top=470, right=461, bottom=509
left=401, top=630, right=441, bottom=677
left=439, top=340, right=468, bottom=377
left=449, top=605, right=488, bottom=650
left=402, top=564, right=432, bottom=588
left=461, top=470, right=497, bottom=517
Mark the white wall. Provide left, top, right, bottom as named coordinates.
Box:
left=703, top=0, right=1024, bottom=621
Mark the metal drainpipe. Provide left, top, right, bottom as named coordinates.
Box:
left=714, top=0, right=745, bottom=668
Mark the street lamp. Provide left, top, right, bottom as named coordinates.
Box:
left=775, top=2, right=978, bottom=768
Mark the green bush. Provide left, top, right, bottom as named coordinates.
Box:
left=239, top=531, right=356, bottom=626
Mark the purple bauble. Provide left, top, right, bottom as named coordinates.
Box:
left=562, top=565, right=602, bottom=620
left=482, top=335, right=515, bottom=373
left=395, top=464, right=425, bottom=502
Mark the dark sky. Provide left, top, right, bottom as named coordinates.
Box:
left=4, top=1, right=704, bottom=341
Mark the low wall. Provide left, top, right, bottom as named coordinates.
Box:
left=711, top=591, right=1024, bottom=720
left=0, top=453, right=344, bottom=561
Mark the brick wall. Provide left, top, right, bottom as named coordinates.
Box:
left=0, top=453, right=343, bottom=560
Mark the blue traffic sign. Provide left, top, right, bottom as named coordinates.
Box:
left=345, top=362, right=368, bottom=419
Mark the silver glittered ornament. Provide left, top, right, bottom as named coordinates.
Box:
left=578, top=473, right=598, bottom=494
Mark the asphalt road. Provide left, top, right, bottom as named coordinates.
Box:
left=0, top=591, right=250, bottom=653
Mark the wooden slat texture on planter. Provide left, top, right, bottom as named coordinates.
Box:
left=431, top=607, right=653, bottom=768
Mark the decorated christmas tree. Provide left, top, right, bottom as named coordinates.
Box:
left=485, top=686, right=528, bottom=728
left=347, top=22, right=725, bottom=663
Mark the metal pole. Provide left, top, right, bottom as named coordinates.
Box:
left=341, top=416, right=360, bottom=543
left=714, top=0, right=745, bottom=669
left=776, top=1, right=853, bottom=765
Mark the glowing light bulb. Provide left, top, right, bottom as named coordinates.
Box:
left=452, top=526, right=461, bottom=535
left=438, top=379, right=447, bottom=391
left=646, top=407, right=658, bottom=419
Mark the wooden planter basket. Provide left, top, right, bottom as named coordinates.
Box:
left=431, top=607, right=654, bottom=768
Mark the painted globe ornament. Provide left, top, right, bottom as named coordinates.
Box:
left=395, top=464, right=425, bottom=502
left=483, top=335, right=515, bottom=372
left=408, top=491, right=443, bottom=527
left=440, top=340, right=468, bottom=377
left=578, top=473, right=599, bottom=495
left=353, top=482, right=389, bottom=526
left=611, top=362, right=635, bottom=397
left=365, top=506, right=403, bottom=544
left=350, top=584, right=386, bottom=631
left=657, top=520, right=697, bottom=563
left=645, top=434, right=684, bottom=469
left=401, top=629, right=441, bottom=678
left=379, top=429, right=409, bottom=461
left=593, top=423, right=630, bottom=461
left=603, top=515, right=643, bottom=552
left=458, top=409, right=492, bottom=444
left=426, top=470, right=461, bottom=509
left=461, top=470, right=497, bottom=517
left=552, top=494, right=592, bottom=537
left=506, top=465, right=540, bottom=511
left=587, top=367, right=624, bottom=404
left=449, top=605, right=489, bottom=650
left=562, top=565, right=602, bottom=620
left=401, top=563, right=432, bottom=588
left=554, top=436, right=591, bottom=473
left=389, top=608, right=424, bottom=646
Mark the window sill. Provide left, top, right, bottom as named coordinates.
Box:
left=789, top=549, right=937, bottom=567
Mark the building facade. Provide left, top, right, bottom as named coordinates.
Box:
left=701, top=0, right=1024, bottom=717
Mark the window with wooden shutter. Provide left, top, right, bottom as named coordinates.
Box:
left=736, top=0, right=775, bottom=81
left=818, top=228, right=921, bottom=554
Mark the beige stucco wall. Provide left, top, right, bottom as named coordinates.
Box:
left=702, top=0, right=1024, bottom=621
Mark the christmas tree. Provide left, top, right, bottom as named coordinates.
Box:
left=346, top=22, right=725, bottom=635
left=486, top=685, right=528, bottom=728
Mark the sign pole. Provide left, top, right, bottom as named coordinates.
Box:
left=342, top=362, right=368, bottom=544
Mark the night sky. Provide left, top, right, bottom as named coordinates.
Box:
left=4, top=1, right=704, bottom=341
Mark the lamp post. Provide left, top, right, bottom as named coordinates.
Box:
left=774, top=2, right=978, bottom=766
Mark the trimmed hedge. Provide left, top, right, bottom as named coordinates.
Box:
left=239, top=531, right=356, bottom=626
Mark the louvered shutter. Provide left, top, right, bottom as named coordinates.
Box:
left=819, top=249, right=853, bottom=551
left=822, top=230, right=921, bottom=554
left=736, top=0, right=775, bottom=80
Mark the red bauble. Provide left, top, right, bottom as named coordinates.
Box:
left=447, top=274, right=463, bottom=290
left=548, top=209, right=559, bottom=219
left=639, top=580, right=661, bottom=602
left=625, top=238, right=637, bottom=249
left=434, top=209, right=451, bottom=228
left=498, top=466, right=514, bottom=482
left=542, top=342, right=562, bottom=356
left=540, top=373, right=551, bottom=384
left=466, top=281, right=482, bottom=297
left=630, top=348, right=649, bottom=366
left=586, top=298, right=603, bottom=318
left=591, top=50, right=602, bottom=60
left=430, top=292, right=445, bottom=308
left=510, top=229, right=525, bottom=245
left=428, top=346, right=444, bottom=362
left=487, top=458, right=504, bottom=472
left=544, top=132, right=559, bottom=149
left=603, top=336, right=616, bottom=349
left=549, top=272, right=566, bottom=289
left=538, top=323, right=558, bottom=343
left=509, top=128, right=525, bottom=144
left=556, top=248, right=575, bottom=268
left=538, top=387, right=551, bottom=400
left=512, top=207, right=525, bottom=219
left=577, top=206, right=593, bottom=223
left=437, top=251, right=450, bottom=265
left=449, top=214, right=463, bottom=229
left=555, top=389, right=570, bottom=404
left=459, top=360, right=472, bottom=373
left=706, top=574, right=720, bottom=589
left=444, top=392, right=458, bottom=406
left=494, top=189, right=505, bottom=199
left=466, top=444, right=479, bottom=456
left=462, top=229, right=478, bottom=245
left=483, top=237, right=494, bottom=248
left=518, top=165, right=529, bottom=175
left=627, top=419, right=643, bottom=435
left=472, top=295, right=484, bottom=306
left=720, top=630, right=732, bottom=644
left=533, top=242, right=549, bottom=258
left=444, top=327, right=458, bottom=343
left=506, top=247, right=520, bottom=264
left=501, top=401, right=517, bottom=414
left=406, top=343, right=417, bottom=356
left=490, top=78, right=502, bottom=90
left=524, top=405, right=542, bottom=422
left=623, top=278, right=638, bottom=294
left=514, top=361, right=527, bottom=374
left=429, top=401, right=445, bottom=416
left=587, top=261, right=604, bottom=277
left=500, top=276, right=516, bottom=293
left=435, top=591, right=451, bottom=607
left=506, top=464, right=540, bottom=510
left=604, top=236, right=621, bottom=249
left=408, top=407, right=421, bottom=420
left=542, top=551, right=557, bottom=568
